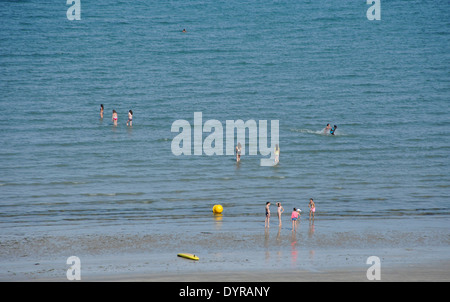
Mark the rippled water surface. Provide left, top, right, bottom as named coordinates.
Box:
left=0, top=0, right=449, bottom=238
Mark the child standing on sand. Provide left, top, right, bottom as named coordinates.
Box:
left=291, top=208, right=299, bottom=231
left=265, top=202, right=271, bottom=228
left=276, top=202, right=284, bottom=227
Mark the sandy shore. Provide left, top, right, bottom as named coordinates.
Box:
left=1, top=218, right=449, bottom=282
left=2, top=238, right=449, bottom=282
left=80, top=262, right=450, bottom=282
left=26, top=259, right=450, bottom=282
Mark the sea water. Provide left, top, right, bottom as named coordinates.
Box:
left=0, top=1, right=449, bottom=248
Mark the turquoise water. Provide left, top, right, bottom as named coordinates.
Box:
left=0, top=0, right=449, bottom=239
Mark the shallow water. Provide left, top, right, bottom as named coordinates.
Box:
left=0, top=0, right=449, bottom=265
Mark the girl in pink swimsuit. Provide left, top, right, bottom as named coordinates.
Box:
left=291, top=208, right=299, bottom=232
left=112, top=110, right=118, bottom=126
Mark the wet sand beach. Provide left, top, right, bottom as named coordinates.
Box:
left=83, top=263, right=450, bottom=282
left=1, top=217, right=449, bottom=282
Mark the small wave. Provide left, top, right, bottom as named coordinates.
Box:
left=290, top=128, right=344, bottom=136
left=156, top=138, right=171, bottom=142
left=83, top=193, right=117, bottom=197
left=82, top=192, right=145, bottom=197
left=49, top=181, right=87, bottom=185
left=290, top=128, right=325, bottom=135
left=0, top=181, right=87, bottom=187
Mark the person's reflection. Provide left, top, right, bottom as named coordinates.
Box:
left=291, top=232, right=298, bottom=265
left=309, top=249, right=315, bottom=263
left=126, top=124, right=133, bottom=136
left=308, top=220, right=315, bottom=238
left=276, top=226, right=282, bottom=244
left=308, top=221, right=315, bottom=263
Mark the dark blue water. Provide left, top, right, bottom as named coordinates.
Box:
left=0, top=0, right=449, bottom=238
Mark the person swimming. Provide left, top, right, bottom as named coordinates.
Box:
left=330, top=125, right=337, bottom=135
left=324, top=123, right=331, bottom=134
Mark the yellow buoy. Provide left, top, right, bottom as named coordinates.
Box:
left=212, top=204, right=223, bottom=214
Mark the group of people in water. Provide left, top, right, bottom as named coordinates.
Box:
left=324, top=123, right=337, bottom=135
left=100, top=102, right=324, bottom=232
left=233, top=123, right=337, bottom=165
left=235, top=143, right=280, bottom=164
left=100, top=104, right=133, bottom=127
left=265, top=198, right=315, bottom=231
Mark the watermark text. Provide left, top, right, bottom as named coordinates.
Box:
left=171, top=112, right=279, bottom=166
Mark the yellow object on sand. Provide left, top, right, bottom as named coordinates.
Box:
left=177, top=253, right=199, bottom=261
left=212, top=204, right=223, bottom=214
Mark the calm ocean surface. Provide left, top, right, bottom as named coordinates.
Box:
left=0, top=0, right=449, bottom=238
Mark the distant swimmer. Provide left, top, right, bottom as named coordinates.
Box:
left=330, top=125, right=337, bottom=135
left=274, top=144, right=280, bottom=164
left=126, top=110, right=133, bottom=126
left=324, top=123, right=331, bottom=134
left=112, top=109, right=118, bottom=126
left=100, top=104, right=104, bottom=119
left=235, top=142, right=242, bottom=162
left=182, top=29, right=187, bottom=33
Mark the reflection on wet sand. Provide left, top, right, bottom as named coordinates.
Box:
left=261, top=220, right=317, bottom=267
